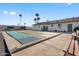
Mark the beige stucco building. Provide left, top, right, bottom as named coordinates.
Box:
left=33, top=17, right=79, bottom=32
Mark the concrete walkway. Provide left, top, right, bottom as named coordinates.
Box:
left=0, top=32, right=5, bottom=56
left=2, top=32, right=22, bottom=53
left=12, top=33, right=72, bottom=56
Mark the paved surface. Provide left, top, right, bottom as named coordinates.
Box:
left=2, top=31, right=60, bottom=53
left=0, top=32, right=5, bottom=56
left=12, top=33, right=72, bottom=56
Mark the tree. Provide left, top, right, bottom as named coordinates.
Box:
left=74, top=27, right=79, bottom=32
left=34, top=18, right=37, bottom=24
left=37, top=17, right=40, bottom=20
left=35, top=13, right=39, bottom=17
left=37, top=17, right=40, bottom=23
left=24, top=23, right=26, bottom=26
left=34, top=13, right=40, bottom=23
left=19, top=14, right=22, bottom=26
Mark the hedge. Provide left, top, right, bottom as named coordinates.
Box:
left=73, top=27, right=79, bottom=32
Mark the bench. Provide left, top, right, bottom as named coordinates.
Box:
left=63, top=35, right=79, bottom=56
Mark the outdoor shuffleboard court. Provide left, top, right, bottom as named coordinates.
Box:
left=6, top=31, right=40, bottom=44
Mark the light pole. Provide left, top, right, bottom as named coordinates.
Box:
left=19, top=14, right=22, bottom=26
left=73, top=16, right=74, bottom=20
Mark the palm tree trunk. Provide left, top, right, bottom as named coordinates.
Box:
left=20, top=17, right=21, bottom=26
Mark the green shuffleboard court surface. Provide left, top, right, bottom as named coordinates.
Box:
left=7, top=31, right=40, bottom=44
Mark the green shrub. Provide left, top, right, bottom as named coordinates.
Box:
left=74, top=27, right=79, bottom=32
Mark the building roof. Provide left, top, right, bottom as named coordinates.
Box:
left=33, top=17, right=79, bottom=25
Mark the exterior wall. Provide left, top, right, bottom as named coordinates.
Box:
left=46, top=23, right=67, bottom=32
left=72, top=22, right=79, bottom=31
left=33, top=21, right=79, bottom=32
left=14, top=26, right=20, bottom=30
left=48, top=24, right=60, bottom=31
left=0, top=25, right=7, bottom=31
left=0, top=25, right=27, bottom=31
left=60, top=22, right=79, bottom=32
left=33, top=25, right=43, bottom=31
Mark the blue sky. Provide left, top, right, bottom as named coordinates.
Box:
left=0, top=3, right=79, bottom=26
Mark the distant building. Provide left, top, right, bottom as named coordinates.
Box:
left=33, top=17, right=79, bottom=32
left=0, top=25, right=26, bottom=31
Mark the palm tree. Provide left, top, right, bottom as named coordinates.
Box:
left=73, top=16, right=74, bottom=20
left=34, top=18, right=37, bottom=24
left=35, top=13, right=39, bottom=17
left=35, top=13, right=40, bottom=23
left=19, top=14, right=22, bottom=26
left=34, top=13, right=40, bottom=24
left=24, top=23, right=26, bottom=26
left=37, top=17, right=40, bottom=23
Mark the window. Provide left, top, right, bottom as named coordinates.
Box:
left=20, top=26, right=26, bottom=30
left=58, top=24, right=61, bottom=29
left=7, top=26, right=14, bottom=29
left=58, top=24, right=60, bottom=27
left=7, top=26, right=14, bottom=30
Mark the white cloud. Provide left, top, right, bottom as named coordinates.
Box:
left=67, top=3, right=72, bottom=5
left=3, top=11, right=8, bottom=14
left=10, top=11, right=16, bottom=15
